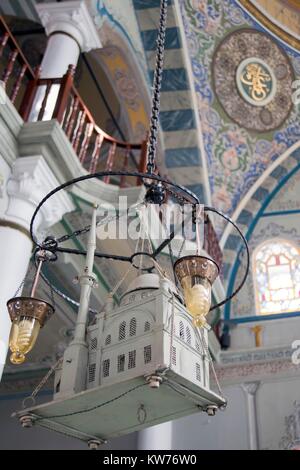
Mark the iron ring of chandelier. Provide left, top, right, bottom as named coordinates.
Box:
left=29, top=170, right=250, bottom=313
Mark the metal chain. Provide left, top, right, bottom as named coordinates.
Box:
left=49, top=278, right=56, bottom=312
left=12, top=262, right=36, bottom=298
left=57, top=202, right=145, bottom=245
left=198, top=328, right=225, bottom=400
left=147, top=0, right=169, bottom=175
left=178, top=238, right=186, bottom=259
left=168, top=295, right=176, bottom=369
left=165, top=185, right=189, bottom=206
left=109, top=264, right=134, bottom=298
left=35, top=383, right=147, bottom=421
left=39, top=265, right=98, bottom=315
left=178, top=206, right=187, bottom=258
left=57, top=212, right=121, bottom=244
left=22, top=358, right=63, bottom=409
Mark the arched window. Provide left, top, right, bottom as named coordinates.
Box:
left=144, top=321, right=151, bottom=332
left=179, top=321, right=185, bottom=340
left=186, top=326, right=192, bottom=345
left=129, top=318, right=137, bottom=336
left=253, top=239, right=300, bottom=315
left=119, top=321, right=126, bottom=341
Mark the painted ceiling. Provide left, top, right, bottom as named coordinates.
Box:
left=5, top=0, right=299, bottom=227
left=113, top=0, right=300, bottom=240
left=180, top=0, right=300, bottom=221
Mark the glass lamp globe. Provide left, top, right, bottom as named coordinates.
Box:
left=7, top=297, right=54, bottom=364
left=174, top=255, right=219, bottom=327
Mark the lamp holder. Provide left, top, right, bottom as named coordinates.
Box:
left=27, top=170, right=249, bottom=314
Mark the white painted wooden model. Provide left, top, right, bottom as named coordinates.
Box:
left=15, top=207, right=225, bottom=448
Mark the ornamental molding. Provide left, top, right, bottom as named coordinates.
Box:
left=5, top=156, right=74, bottom=234
left=36, top=0, right=102, bottom=52
left=216, top=357, right=300, bottom=386
left=220, top=345, right=296, bottom=367
left=238, top=0, right=300, bottom=52
left=241, top=381, right=260, bottom=396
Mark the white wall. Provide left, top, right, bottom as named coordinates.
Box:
left=172, top=386, right=248, bottom=450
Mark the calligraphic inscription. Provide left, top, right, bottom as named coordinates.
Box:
left=213, top=30, right=293, bottom=131
left=236, top=58, right=276, bottom=107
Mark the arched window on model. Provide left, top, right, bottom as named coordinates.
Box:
left=253, top=239, right=300, bottom=315
left=179, top=321, right=185, bottom=340
left=129, top=318, right=137, bottom=336
left=119, top=321, right=126, bottom=341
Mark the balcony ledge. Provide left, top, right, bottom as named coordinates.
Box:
left=18, top=119, right=145, bottom=207
left=0, top=93, right=23, bottom=166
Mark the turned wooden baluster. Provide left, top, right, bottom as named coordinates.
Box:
left=37, top=80, right=52, bottom=121
left=79, top=122, right=93, bottom=164
left=71, top=108, right=82, bottom=146
left=89, top=133, right=104, bottom=173
left=66, top=96, right=79, bottom=138
left=62, top=95, right=74, bottom=131
left=137, top=137, right=148, bottom=186
left=19, top=66, right=41, bottom=121
left=10, top=63, right=27, bottom=103
left=0, top=32, right=9, bottom=58
left=120, top=146, right=130, bottom=188
left=72, top=110, right=86, bottom=153
left=52, top=64, right=75, bottom=123
left=104, top=142, right=117, bottom=184
left=2, top=49, right=18, bottom=85
left=19, top=65, right=41, bottom=121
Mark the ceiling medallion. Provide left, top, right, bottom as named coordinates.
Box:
left=213, top=29, right=294, bottom=132
left=236, top=57, right=277, bottom=107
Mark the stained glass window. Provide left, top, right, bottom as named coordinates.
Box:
left=254, top=240, right=300, bottom=315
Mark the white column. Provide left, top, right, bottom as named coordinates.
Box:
left=31, top=0, right=101, bottom=120
left=0, top=156, right=74, bottom=380
left=241, top=382, right=260, bottom=450
left=137, top=422, right=173, bottom=450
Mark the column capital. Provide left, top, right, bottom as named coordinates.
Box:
left=5, top=156, right=74, bottom=235
left=36, top=0, right=102, bottom=52
left=241, top=381, right=260, bottom=397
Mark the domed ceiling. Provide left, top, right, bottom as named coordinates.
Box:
left=244, top=0, right=300, bottom=46
left=180, top=0, right=300, bottom=223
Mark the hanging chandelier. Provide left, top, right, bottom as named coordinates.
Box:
left=9, top=0, right=250, bottom=448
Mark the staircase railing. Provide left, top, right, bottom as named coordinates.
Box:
left=0, top=16, right=35, bottom=106
left=0, top=16, right=148, bottom=187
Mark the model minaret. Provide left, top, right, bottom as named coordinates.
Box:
left=57, top=205, right=98, bottom=397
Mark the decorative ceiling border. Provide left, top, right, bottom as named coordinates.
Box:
left=238, top=0, right=300, bottom=52
left=283, top=0, right=300, bottom=12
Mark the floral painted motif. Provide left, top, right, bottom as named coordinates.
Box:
left=181, top=0, right=300, bottom=230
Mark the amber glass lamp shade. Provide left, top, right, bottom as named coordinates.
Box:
left=174, top=256, right=219, bottom=328
left=7, top=297, right=54, bottom=365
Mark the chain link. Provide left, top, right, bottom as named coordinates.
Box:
left=12, top=262, right=36, bottom=298
left=57, top=202, right=145, bottom=245
left=198, top=328, right=225, bottom=400
left=22, top=358, right=63, bottom=409
left=57, top=211, right=122, bottom=244
left=147, top=0, right=169, bottom=175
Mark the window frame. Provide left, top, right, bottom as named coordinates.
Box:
left=253, top=238, right=300, bottom=316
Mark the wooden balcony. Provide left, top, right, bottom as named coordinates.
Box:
left=0, top=16, right=148, bottom=188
